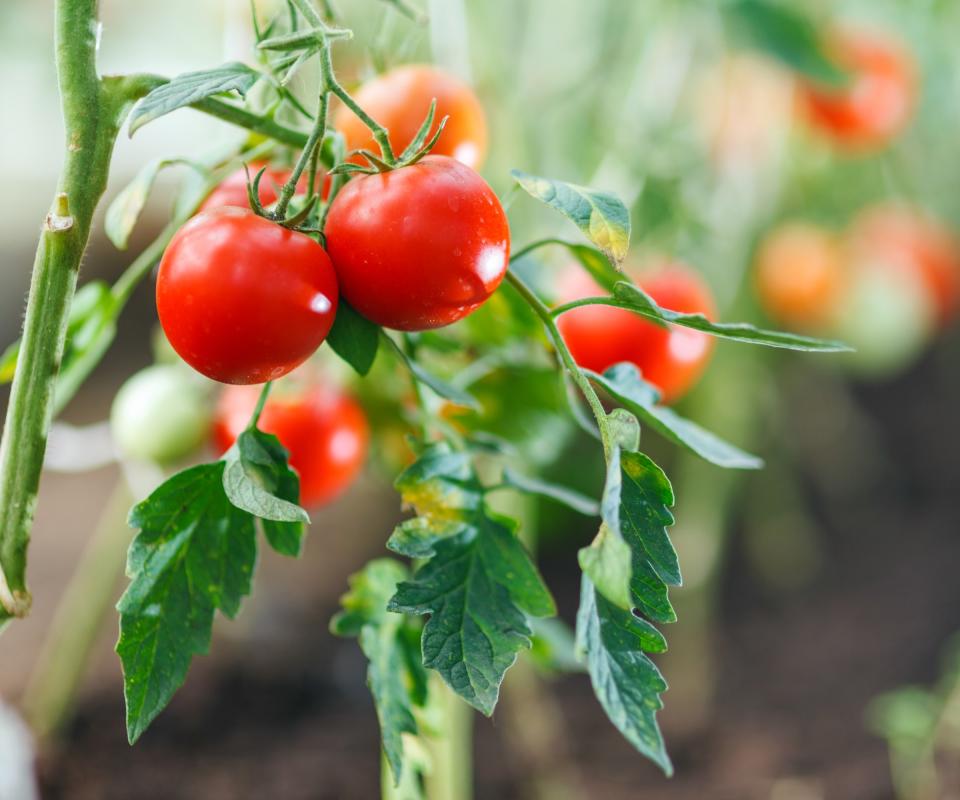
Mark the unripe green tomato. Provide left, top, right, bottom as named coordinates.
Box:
left=832, top=260, right=934, bottom=377
left=111, top=365, right=212, bottom=464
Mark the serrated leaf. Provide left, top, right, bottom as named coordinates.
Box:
left=578, top=524, right=632, bottom=610
left=612, top=282, right=851, bottom=352
left=512, top=170, right=631, bottom=266
left=576, top=576, right=672, bottom=775
left=327, top=300, right=380, bottom=376
left=388, top=518, right=555, bottom=716
left=129, top=63, right=263, bottom=136
left=330, top=559, right=425, bottom=785
left=726, top=0, right=847, bottom=86
left=222, top=428, right=310, bottom=532
left=620, top=451, right=679, bottom=588
left=105, top=159, right=181, bottom=250
left=500, top=467, right=599, bottom=516
left=117, top=463, right=257, bottom=743
left=590, top=363, right=763, bottom=470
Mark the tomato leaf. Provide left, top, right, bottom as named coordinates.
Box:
left=511, top=170, right=631, bottom=266
left=499, top=466, right=600, bottom=517
left=128, top=63, right=264, bottom=136
left=575, top=575, right=672, bottom=775
left=559, top=242, right=625, bottom=292
left=327, top=300, right=380, bottom=376
left=620, top=450, right=680, bottom=589
left=386, top=445, right=555, bottom=715
left=589, top=363, right=764, bottom=470
left=117, top=463, right=257, bottom=743
left=331, top=559, right=427, bottom=787
left=578, top=523, right=633, bottom=609
left=105, top=159, right=189, bottom=250
left=611, top=282, right=852, bottom=351
left=726, top=0, right=847, bottom=87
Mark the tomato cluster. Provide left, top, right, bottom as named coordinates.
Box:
left=557, top=263, right=716, bottom=404
left=754, top=206, right=960, bottom=375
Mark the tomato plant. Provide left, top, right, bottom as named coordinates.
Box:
left=156, top=207, right=339, bottom=384
left=325, top=155, right=509, bottom=330
left=557, top=263, right=717, bottom=404
left=213, top=380, right=368, bottom=507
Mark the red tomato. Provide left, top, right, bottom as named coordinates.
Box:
left=214, top=384, right=369, bottom=507
left=797, top=28, right=915, bottom=151
left=557, top=263, right=716, bottom=404
left=157, top=207, right=339, bottom=384
left=754, top=222, right=845, bottom=329
left=847, top=205, right=960, bottom=324
left=199, top=162, right=326, bottom=213
left=324, top=155, right=509, bottom=331
left=335, top=65, right=488, bottom=169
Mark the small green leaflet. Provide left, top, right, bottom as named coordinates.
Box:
left=511, top=170, right=631, bottom=266
left=118, top=435, right=309, bottom=742
left=578, top=523, right=632, bottom=609
left=386, top=444, right=556, bottom=715
left=576, top=576, right=672, bottom=775
left=327, top=300, right=380, bottom=376
left=128, top=63, right=263, bottom=136
left=619, top=451, right=680, bottom=589
left=612, top=282, right=852, bottom=352
left=726, top=0, right=847, bottom=87
left=499, top=466, right=600, bottom=517
left=589, top=363, right=763, bottom=470
left=562, top=242, right=625, bottom=292
left=117, top=463, right=257, bottom=743
left=331, top=559, right=427, bottom=789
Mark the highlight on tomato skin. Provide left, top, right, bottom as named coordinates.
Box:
left=213, top=382, right=370, bottom=508
left=845, top=204, right=960, bottom=325
left=796, top=27, right=916, bottom=151
left=156, top=207, right=339, bottom=385
left=198, top=162, right=329, bottom=213
left=334, top=64, right=488, bottom=169
left=754, top=222, right=846, bottom=330
left=556, top=262, right=717, bottom=405
left=324, top=154, right=510, bottom=332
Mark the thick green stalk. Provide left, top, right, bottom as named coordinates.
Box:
left=0, top=0, right=135, bottom=620
left=425, top=678, right=473, bottom=800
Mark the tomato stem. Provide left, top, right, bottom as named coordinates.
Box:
left=504, top=269, right=614, bottom=456
left=250, top=382, right=274, bottom=428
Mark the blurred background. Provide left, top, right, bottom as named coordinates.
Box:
left=2, top=0, right=960, bottom=798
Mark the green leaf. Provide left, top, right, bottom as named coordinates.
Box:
left=726, top=0, right=847, bottom=86
left=590, top=363, right=763, bottom=470
left=331, top=559, right=425, bottom=785
left=499, top=466, right=600, bottom=516
left=105, top=159, right=186, bottom=250
left=327, top=300, right=380, bottom=376
left=612, top=282, right=852, bottom=352
left=559, top=242, right=625, bottom=293
left=117, top=463, right=257, bottom=743
left=511, top=170, right=631, bottom=266
left=620, top=451, right=679, bottom=587
left=576, top=576, right=672, bottom=775
left=222, top=428, right=310, bottom=529
left=0, top=340, right=18, bottom=383
left=129, top=63, right=263, bottom=136
left=386, top=445, right=555, bottom=716
left=578, top=524, right=633, bottom=610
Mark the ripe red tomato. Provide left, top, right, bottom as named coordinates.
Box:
left=847, top=205, right=960, bottom=324
left=557, top=263, right=716, bottom=404
left=324, top=155, right=509, bottom=331
left=214, top=383, right=369, bottom=507
left=754, top=222, right=845, bottom=329
left=335, top=65, right=488, bottom=169
left=156, top=207, right=339, bottom=384
left=199, top=162, right=327, bottom=213
left=797, top=28, right=915, bottom=150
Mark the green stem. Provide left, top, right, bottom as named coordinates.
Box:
left=0, top=0, right=137, bottom=620
left=274, top=83, right=328, bottom=219
left=550, top=296, right=637, bottom=317
left=508, top=237, right=578, bottom=264
left=504, top=269, right=612, bottom=456
left=250, top=381, right=273, bottom=428
left=425, top=677, right=473, bottom=800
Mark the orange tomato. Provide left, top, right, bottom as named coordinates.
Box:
left=754, top=223, right=845, bottom=329
left=797, top=28, right=915, bottom=151
left=335, top=65, right=488, bottom=169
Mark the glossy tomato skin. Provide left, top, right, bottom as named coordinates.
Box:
left=324, top=155, right=509, bottom=331
left=847, top=205, right=960, bottom=324
left=755, top=222, right=845, bottom=329
left=335, top=65, right=487, bottom=169
left=157, top=207, right=339, bottom=384
left=214, top=384, right=369, bottom=507
left=797, top=29, right=915, bottom=150
left=557, top=264, right=716, bottom=404
left=199, top=163, right=327, bottom=213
